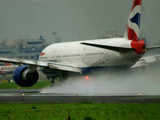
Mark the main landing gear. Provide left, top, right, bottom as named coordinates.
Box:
left=47, top=71, right=69, bottom=84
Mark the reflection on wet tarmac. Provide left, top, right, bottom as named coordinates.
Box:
left=41, top=64, right=160, bottom=96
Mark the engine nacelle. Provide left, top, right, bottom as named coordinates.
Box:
left=13, top=66, right=39, bottom=87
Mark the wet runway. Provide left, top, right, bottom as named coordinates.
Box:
left=41, top=65, right=160, bottom=96
left=1, top=63, right=160, bottom=103
left=0, top=89, right=160, bottom=103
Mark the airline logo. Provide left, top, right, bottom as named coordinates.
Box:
left=40, top=52, right=45, bottom=56
left=128, top=0, right=142, bottom=41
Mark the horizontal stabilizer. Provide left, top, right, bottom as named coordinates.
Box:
left=147, top=46, right=160, bottom=50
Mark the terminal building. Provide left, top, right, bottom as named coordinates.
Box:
left=0, top=33, right=62, bottom=60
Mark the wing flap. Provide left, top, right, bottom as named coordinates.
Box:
left=48, top=63, right=82, bottom=73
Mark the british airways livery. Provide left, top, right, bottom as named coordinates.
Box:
left=0, top=0, right=158, bottom=87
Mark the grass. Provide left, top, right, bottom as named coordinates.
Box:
left=0, top=103, right=160, bottom=120
left=0, top=80, right=51, bottom=89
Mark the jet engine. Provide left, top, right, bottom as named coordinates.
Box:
left=13, top=66, right=39, bottom=87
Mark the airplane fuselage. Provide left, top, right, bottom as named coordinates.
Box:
left=39, top=38, right=142, bottom=73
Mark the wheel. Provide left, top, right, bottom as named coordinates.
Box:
left=46, top=71, right=69, bottom=84
left=62, top=71, right=69, bottom=80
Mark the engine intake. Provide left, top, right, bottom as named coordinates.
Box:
left=13, top=66, right=39, bottom=87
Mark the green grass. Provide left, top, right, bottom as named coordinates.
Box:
left=0, top=80, right=51, bottom=89
left=0, top=103, right=160, bottom=120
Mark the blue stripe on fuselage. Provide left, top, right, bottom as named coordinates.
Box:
left=81, top=66, right=129, bottom=74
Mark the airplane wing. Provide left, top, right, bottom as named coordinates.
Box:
left=131, top=55, right=160, bottom=69
left=81, top=42, right=132, bottom=52
left=0, top=54, right=159, bottom=74
left=0, top=57, right=82, bottom=73
left=81, top=42, right=160, bottom=52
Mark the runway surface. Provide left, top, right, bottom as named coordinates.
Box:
left=1, top=64, right=160, bottom=103
left=0, top=90, right=160, bottom=103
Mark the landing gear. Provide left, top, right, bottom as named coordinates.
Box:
left=47, top=71, right=68, bottom=84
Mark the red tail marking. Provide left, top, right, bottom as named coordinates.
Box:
left=131, top=40, right=145, bottom=54
left=131, top=0, right=142, bottom=11
left=128, top=26, right=138, bottom=41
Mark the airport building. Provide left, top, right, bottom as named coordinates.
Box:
left=0, top=32, right=62, bottom=60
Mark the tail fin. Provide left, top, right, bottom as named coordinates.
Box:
left=125, top=0, right=142, bottom=41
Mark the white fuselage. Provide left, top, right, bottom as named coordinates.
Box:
left=39, top=38, right=142, bottom=71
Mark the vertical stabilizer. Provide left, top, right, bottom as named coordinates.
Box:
left=125, top=0, right=142, bottom=41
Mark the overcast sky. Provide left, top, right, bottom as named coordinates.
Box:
left=0, top=0, right=159, bottom=44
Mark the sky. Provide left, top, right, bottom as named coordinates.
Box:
left=0, top=0, right=159, bottom=44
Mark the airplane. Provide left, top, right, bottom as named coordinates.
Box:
left=131, top=55, right=160, bottom=70
left=0, top=0, right=159, bottom=87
